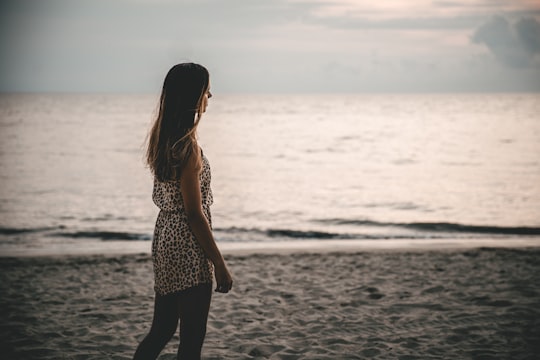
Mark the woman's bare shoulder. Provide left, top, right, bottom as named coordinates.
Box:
left=184, top=143, right=203, bottom=175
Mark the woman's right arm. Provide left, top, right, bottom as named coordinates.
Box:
left=180, top=149, right=233, bottom=293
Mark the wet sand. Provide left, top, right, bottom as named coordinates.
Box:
left=1, top=247, right=539, bottom=359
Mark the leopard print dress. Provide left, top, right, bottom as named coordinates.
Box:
left=151, top=152, right=214, bottom=296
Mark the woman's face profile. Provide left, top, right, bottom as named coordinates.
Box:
left=201, top=85, right=212, bottom=113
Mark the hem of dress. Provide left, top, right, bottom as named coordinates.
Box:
left=154, top=281, right=213, bottom=297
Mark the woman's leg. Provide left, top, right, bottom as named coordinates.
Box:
left=176, top=283, right=213, bottom=360
left=133, top=293, right=180, bottom=360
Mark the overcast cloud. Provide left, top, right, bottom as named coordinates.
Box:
left=1, top=0, right=539, bottom=93
left=472, top=16, right=540, bottom=68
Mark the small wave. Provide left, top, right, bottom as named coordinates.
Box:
left=403, top=223, right=540, bottom=235
left=0, top=226, right=151, bottom=241
left=51, top=231, right=151, bottom=241
left=265, top=229, right=430, bottom=240
left=214, top=226, right=356, bottom=239
left=214, top=227, right=351, bottom=239
left=313, top=218, right=540, bottom=236
left=214, top=226, right=443, bottom=240
left=266, top=229, right=354, bottom=239
left=0, top=226, right=60, bottom=235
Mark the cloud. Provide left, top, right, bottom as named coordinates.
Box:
left=307, top=14, right=480, bottom=30
left=515, top=17, right=540, bottom=54
left=472, top=16, right=540, bottom=68
left=304, top=1, right=540, bottom=31
left=1, top=0, right=540, bottom=92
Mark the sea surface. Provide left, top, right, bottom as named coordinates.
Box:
left=1, top=93, right=539, bottom=255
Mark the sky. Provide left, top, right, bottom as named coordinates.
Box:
left=1, top=0, right=540, bottom=93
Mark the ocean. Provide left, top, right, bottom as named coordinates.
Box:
left=1, top=93, right=539, bottom=255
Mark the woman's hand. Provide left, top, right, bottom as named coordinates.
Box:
left=214, top=262, right=233, bottom=293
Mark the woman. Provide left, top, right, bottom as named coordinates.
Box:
left=134, top=63, right=233, bottom=360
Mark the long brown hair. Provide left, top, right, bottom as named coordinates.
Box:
left=146, top=63, right=210, bottom=181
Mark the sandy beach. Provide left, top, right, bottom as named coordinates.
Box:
left=1, top=246, right=539, bottom=359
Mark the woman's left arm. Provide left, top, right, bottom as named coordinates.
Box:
left=180, top=151, right=233, bottom=293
